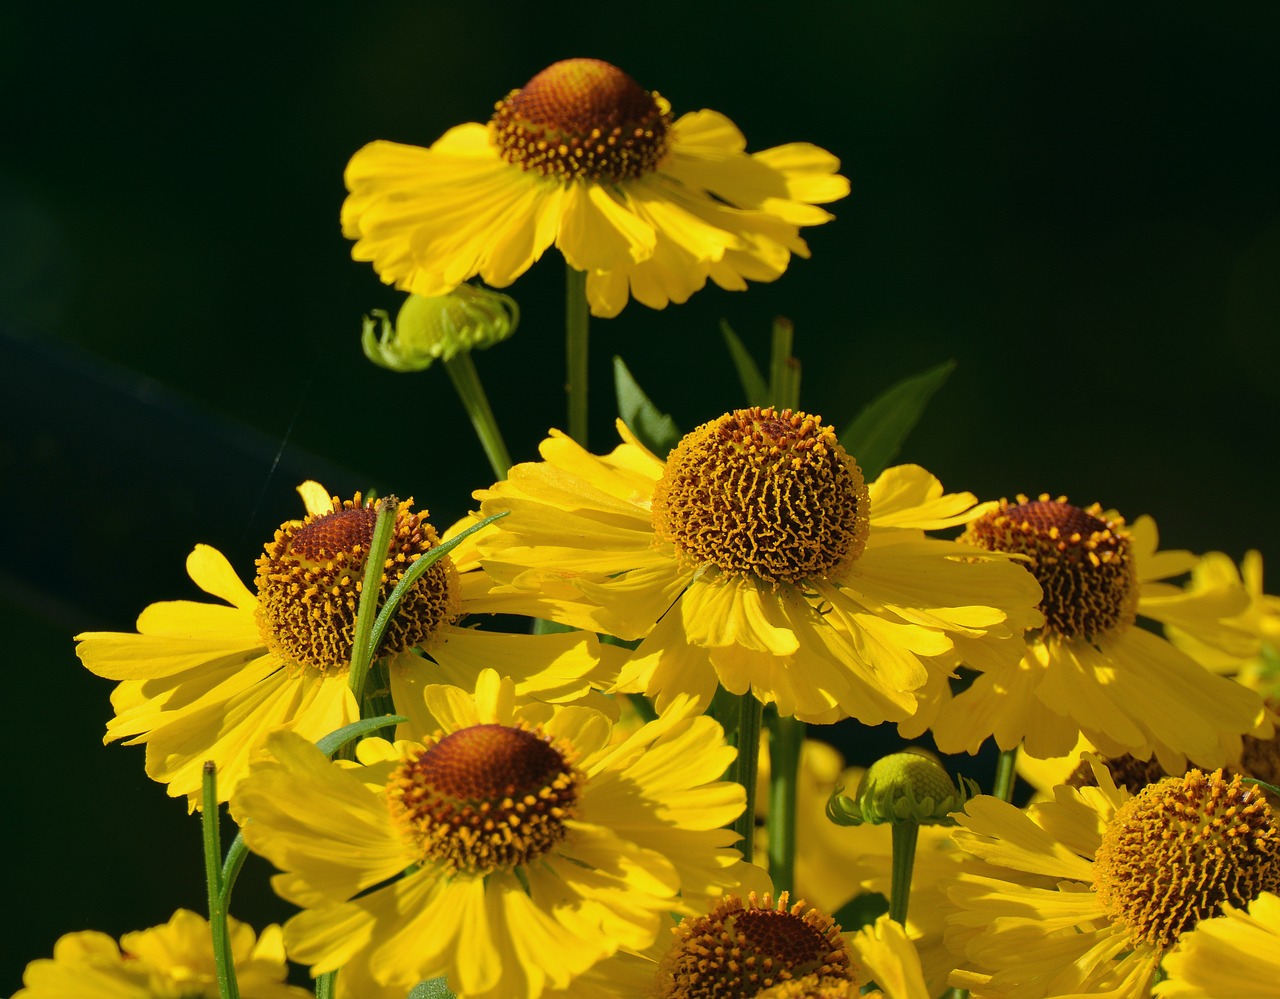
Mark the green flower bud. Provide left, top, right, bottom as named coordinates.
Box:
left=362, top=285, right=519, bottom=373
left=826, top=751, right=976, bottom=827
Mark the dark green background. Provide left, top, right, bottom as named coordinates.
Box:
left=4, top=2, right=1279, bottom=992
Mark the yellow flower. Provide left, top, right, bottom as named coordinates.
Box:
left=651, top=890, right=932, bottom=999
left=536, top=866, right=934, bottom=999
left=945, top=765, right=1280, bottom=998
left=1155, top=891, right=1280, bottom=998
left=654, top=890, right=859, bottom=997
left=1017, top=722, right=1280, bottom=810
left=12, top=909, right=308, bottom=999
left=1167, top=550, right=1280, bottom=696
left=907, top=495, right=1267, bottom=770
left=472, top=410, right=1044, bottom=724
left=230, top=669, right=745, bottom=999
left=75, top=481, right=615, bottom=805
left=342, top=58, right=848, bottom=318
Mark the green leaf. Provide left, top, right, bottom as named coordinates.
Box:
left=315, top=714, right=408, bottom=758
left=720, top=320, right=770, bottom=407
left=408, top=978, right=456, bottom=999
left=613, top=356, right=682, bottom=454
left=831, top=891, right=889, bottom=932
left=839, top=360, right=956, bottom=480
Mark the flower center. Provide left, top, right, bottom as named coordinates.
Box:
left=652, top=407, right=870, bottom=586
left=490, top=58, right=672, bottom=183
left=1066, top=753, right=1171, bottom=795
left=653, top=892, right=854, bottom=998
left=254, top=494, right=461, bottom=675
left=963, top=494, right=1138, bottom=641
left=386, top=723, right=580, bottom=877
left=1092, top=769, right=1280, bottom=950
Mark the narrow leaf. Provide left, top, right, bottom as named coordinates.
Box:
left=613, top=356, right=682, bottom=454
left=839, top=360, right=956, bottom=480
left=832, top=891, right=890, bottom=932
left=369, top=511, right=509, bottom=655
left=720, top=320, right=770, bottom=407
left=315, top=714, right=407, bottom=758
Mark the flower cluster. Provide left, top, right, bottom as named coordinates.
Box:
left=16, top=53, right=1280, bottom=999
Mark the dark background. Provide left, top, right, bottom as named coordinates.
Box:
left=4, top=2, right=1279, bottom=992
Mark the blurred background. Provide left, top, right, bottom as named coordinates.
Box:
left=4, top=1, right=1279, bottom=990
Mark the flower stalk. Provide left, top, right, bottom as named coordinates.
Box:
left=720, top=690, right=764, bottom=862
left=993, top=745, right=1019, bottom=803
left=766, top=712, right=804, bottom=892
left=889, top=820, right=920, bottom=926
left=768, top=316, right=801, bottom=410
left=443, top=351, right=511, bottom=480
left=565, top=264, right=590, bottom=446
left=201, top=762, right=240, bottom=999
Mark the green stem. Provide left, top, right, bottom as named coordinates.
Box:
left=993, top=745, right=1019, bottom=803
left=348, top=497, right=399, bottom=706
left=565, top=265, right=590, bottom=446
left=723, top=691, right=764, bottom=863
left=765, top=712, right=804, bottom=893
left=218, top=832, right=249, bottom=914
left=889, top=821, right=920, bottom=926
left=315, top=971, right=337, bottom=999
left=768, top=317, right=800, bottom=410
left=443, top=351, right=511, bottom=480
left=201, top=763, right=240, bottom=999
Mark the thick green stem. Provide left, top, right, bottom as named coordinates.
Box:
left=565, top=265, right=590, bottom=446
left=443, top=351, right=511, bottom=480
left=889, top=821, right=920, bottom=926
left=723, top=691, right=764, bottom=863
left=201, top=763, right=240, bottom=999
left=765, top=713, right=804, bottom=893
left=993, top=745, right=1019, bottom=803
left=315, top=971, right=337, bottom=999
left=348, top=497, right=399, bottom=706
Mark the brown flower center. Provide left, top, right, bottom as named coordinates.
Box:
left=654, top=892, right=855, bottom=998
left=386, top=723, right=580, bottom=876
left=490, top=58, right=672, bottom=182
left=1092, top=769, right=1280, bottom=950
left=963, top=494, right=1138, bottom=641
left=652, top=407, right=870, bottom=586
left=254, top=493, right=460, bottom=674
left=1067, top=753, right=1171, bottom=795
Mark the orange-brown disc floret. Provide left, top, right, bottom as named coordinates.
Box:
left=386, top=723, right=581, bottom=877
left=652, top=407, right=870, bottom=587
left=490, top=58, right=672, bottom=183
left=1092, top=769, right=1280, bottom=951
left=653, top=891, right=855, bottom=998
left=964, top=494, right=1138, bottom=642
left=254, top=494, right=461, bottom=674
